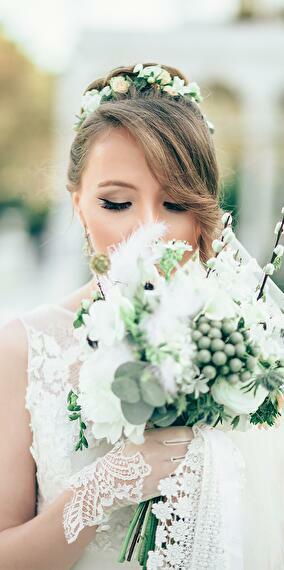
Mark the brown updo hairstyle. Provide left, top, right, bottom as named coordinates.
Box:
left=66, top=62, right=223, bottom=263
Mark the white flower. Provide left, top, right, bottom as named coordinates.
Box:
left=163, top=75, right=186, bottom=96
left=183, top=374, right=210, bottom=398
left=222, top=227, right=234, bottom=244
left=211, top=377, right=269, bottom=415
left=203, top=290, right=238, bottom=320
left=152, top=500, right=173, bottom=522
left=274, top=244, right=284, bottom=257
left=147, top=550, right=164, bottom=569
left=158, top=69, right=172, bottom=85
left=100, top=85, right=112, bottom=97
left=212, top=239, right=223, bottom=253
left=274, top=221, right=284, bottom=235
left=263, top=263, right=275, bottom=276
left=222, top=212, right=233, bottom=226
left=155, top=525, right=167, bottom=547
left=159, top=355, right=182, bottom=395
left=170, top=519, right=190, bottom=541
left=165, top=543, right=184, bottom=566
left=133, top=63, right=143, bottom=74
left=174, top=495, right=192, bottom=518
left=206, top=257, right=217, bottom=269
left=109, top=75, right=130, bottom=93
left=158, top=476, right=179, bottom=496
left=84, top=287, right=134, bottom=347
left=281, top=206, right=284, bottom=214
left=81, top=89, right=102, bottom=113
left=183, top=81, right=202, bottom=102
left=78, top=343, right=145, bottom=444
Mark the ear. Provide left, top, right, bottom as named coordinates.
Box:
left=72, top=191, right=85, bottom=226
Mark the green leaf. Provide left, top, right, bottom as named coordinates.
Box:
left=82, top=436, right=89, bottom=448
left=111, top=375, right=140, bottom=403
left=121, top=400, right=154, bottom=425
left=150, top=406, right=179, bottom=427
left=69, top=412, right=80, bottom=421
left=140, top=366, right=166, bottom=407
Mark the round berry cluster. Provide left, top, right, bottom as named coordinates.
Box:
left=192, top=316, right=259, bottom=384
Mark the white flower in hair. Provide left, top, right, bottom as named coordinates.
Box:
left=81, top=89, right=102, bottom=113
left=109, top=75, right=131, bottom=93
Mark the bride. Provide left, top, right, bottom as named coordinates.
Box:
left=0, top=62, right=283, bottom=570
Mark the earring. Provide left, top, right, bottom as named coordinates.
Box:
left=82, top=224, right=95, bottom=258
left=82, top=225, right=106, bottom=300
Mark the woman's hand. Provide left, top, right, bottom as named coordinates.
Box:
left=123, top=425, right=194, bottom=501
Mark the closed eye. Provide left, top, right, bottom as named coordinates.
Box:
left=99, top=199, right=188, bottom=212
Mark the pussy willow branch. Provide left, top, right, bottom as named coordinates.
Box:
left=206, top=212, right=232, bottom=278
left=257, top=213, right=284, bottom=301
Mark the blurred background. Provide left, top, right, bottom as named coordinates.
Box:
left=0, top=0, right=283, bottom=323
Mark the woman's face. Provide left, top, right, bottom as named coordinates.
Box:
left=73, top=127, right=200, bottom=263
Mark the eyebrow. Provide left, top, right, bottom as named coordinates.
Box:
left=97, top=180, right=139, bottom=190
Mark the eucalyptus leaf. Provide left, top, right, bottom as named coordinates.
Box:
left=140, top=377, right=166, bottom=407
left=150, top=406, right=179, bottom=427
left=114, top=361, right=148, bottom=382
left=111, top=375, right=140, bottom=403
left=121, top=400, right=154, bottom=425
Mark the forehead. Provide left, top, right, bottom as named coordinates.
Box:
left=82, top=127, right=158, bottom=186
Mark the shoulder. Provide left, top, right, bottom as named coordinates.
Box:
left=0, top=317, right=28, bottom=363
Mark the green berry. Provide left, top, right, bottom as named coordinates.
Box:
left=198, top=336, right=211, bottom=349
left=250, top=344, right=260, bottom=356
left=198, top=316, right=208, bottom=324
left=241, top=370, right=251, bottom=382
left=211, top=339, right=225, bottom=352
left=224, top=343, right=235, bottom=357
left=228, top=373, right=239, bottom=384
left=202, top=365, right=217, bottom=379
left=235, top=343, right=246, bottom=358
left=220, top=365, right=230, bottom=376
left=192, top=330, right=202, bottom=342
left=212, top=351, right=227, bottom=366
left=230, top=332, right=244, bottom=345
left=210, top=320, right=222, bottom=329
left=229, top=358, right=243, bottom=373
left=208, top=328, right=222, bottom=339
left=198, top=323, right=210, bottom=335
left=221, top=320, right=235, bottom=335
left=246, top=356, right=257, bottom=371
left=197, top=349, right=211, bottom=364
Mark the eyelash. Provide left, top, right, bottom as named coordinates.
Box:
left=99, top=199, right=187, bottom=212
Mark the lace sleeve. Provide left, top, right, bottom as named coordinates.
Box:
left=63, top=439, right=152, bottom=544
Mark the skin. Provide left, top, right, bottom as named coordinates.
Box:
left=71, top=126, right=201, bottom=305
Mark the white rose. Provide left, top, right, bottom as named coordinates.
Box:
left=163, top=85, right=179, bottom=96
left=109, top=76, right=130, bottom=93
left=81, top=89, right=102, bottom=113
left=78, top=344, right=145, bottom=444
left=84, top=287, right=135, bottom=347
left=211, top=377, right=268, bottom=415
left=158, top=69, right=172, bottom=85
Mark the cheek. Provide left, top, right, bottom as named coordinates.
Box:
left=166, top=212, right=200, bottom=247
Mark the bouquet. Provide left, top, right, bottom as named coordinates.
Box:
left=67, top=209, right=284, bottom=568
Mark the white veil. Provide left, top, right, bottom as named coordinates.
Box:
left=225, top=234, right=284, bottom=569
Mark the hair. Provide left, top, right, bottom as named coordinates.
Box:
left=66, top=62, right=223, bottom=263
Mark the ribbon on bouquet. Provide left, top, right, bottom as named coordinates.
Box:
left=147, top=425, right=245, bottom=570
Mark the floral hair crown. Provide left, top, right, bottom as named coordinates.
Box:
left=73, top=63, right=215, bottom=134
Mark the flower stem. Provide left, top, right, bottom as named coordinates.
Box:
left=117, top=501, right=146, bottom=563
left=257, top=213, right=284, bottom=301
left=137, top=500, right=153, bottom=565
left=126, top=501, right=149, bottom=562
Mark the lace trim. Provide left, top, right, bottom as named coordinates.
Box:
left=147, top=426, right=244, bottom=570
left=63, top=439, right=152, bottom=544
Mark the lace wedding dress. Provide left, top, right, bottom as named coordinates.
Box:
left=18, top=303, right=284, bottom=570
